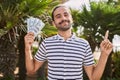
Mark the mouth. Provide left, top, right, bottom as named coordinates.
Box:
left=62, top=21, right=68, bottom=25
left=59, top=20, right=70, bottom=25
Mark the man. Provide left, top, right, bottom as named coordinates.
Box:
left=24, top=4, right=113, bottom=80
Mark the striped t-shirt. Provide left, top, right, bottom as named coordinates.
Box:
left=34, top=34, right=94, bottom=80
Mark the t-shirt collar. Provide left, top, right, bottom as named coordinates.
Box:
left=56, top=33, right=76, bottom=41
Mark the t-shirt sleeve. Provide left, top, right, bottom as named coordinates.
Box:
left=83, top=42, right=94, bottom=66
left=34, top=40, right=47, bottom=62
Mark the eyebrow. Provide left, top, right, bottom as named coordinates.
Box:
left=55, top=11, right=69, bottom=18
left=55, top=14, right=61, bottom=18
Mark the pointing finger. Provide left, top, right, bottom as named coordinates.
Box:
left=104, top=30, right=109, bottom=40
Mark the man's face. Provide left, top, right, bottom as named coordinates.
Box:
left=53, top=7, right=73, bottom=31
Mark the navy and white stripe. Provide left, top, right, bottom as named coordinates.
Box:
left=34, top=34, right=94, bottom=80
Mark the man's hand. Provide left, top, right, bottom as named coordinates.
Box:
left=24, top=32, right=34, bottom=50
left=100, top=30, right=113, bottom=56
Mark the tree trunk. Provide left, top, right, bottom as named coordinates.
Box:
left=0, top=34, right=17, bottom=80
left=102, top=54, right=112, bottom=80
left=18, top=32, right=26, bottom=80
left=86, top=36, right=97, bottom=52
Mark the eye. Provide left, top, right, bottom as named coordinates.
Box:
left=64, top=13, right=68, bottom=17
left=55, top=14, right=61, bottom=19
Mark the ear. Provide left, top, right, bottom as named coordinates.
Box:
left=52, top=21, right=55, bottom=26
left=71, top=16, right=73, bottom=23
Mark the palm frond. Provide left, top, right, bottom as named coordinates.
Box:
left=0, top=0, right=59, bottom=38
left=71, top=1, right=120, bottom=51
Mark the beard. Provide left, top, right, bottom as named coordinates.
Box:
left=55, top=20, right=73, bottom=31
left=57, top=23, right=72, bottom=31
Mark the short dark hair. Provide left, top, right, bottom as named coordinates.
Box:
left=51, top=5, right=69, bottom=21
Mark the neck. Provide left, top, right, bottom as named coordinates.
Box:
left=58, top=29, right=72, bottom=40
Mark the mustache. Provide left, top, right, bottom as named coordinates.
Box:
left=59, top=20, right=70, bottom=25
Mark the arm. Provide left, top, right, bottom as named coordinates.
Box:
left=24, top=32, right=44, bottom=75
left=84, top=31, right=113, bottom=80
left=84, top=51, right=110, bottom=80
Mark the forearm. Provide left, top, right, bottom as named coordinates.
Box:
left=88, top=31, right=113, bottom=80
left=92, top=53, right=109, bottom=80
left=24, top=32, right=42, bottom=75
left=25, top=47, right=36, bottom=74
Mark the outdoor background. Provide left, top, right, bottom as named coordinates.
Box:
left=0, top=0, right=120, bottom=80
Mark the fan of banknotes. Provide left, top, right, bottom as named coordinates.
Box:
left=26, top=17, right=45, bottom=37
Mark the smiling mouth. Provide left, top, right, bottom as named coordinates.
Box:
left=62, top=21, right=68, bottom=24
left=59, top=20, right=70, bottom=25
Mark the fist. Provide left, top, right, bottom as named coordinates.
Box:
left=24, top=32, right=35, bottom=48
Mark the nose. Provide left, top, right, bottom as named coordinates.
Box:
left=61, top=15, right=67, bottom=20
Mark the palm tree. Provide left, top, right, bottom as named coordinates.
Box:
left=71, top=2, right=120, bottom=79
left=0, top=0, right=60, bottom=79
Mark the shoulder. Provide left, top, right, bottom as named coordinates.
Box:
left=42, top=35, right=58, bottom=44
left=75, top=37, right=89, bottom=45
